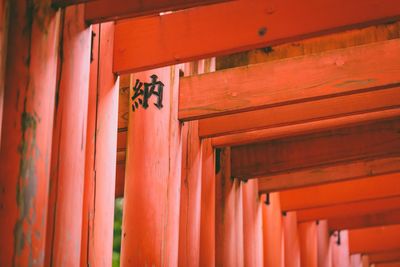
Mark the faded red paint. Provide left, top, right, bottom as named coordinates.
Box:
left=317, top=220, right=332, bottom=267
left=299, top=222, right=318, bottom=267
left=283, top=212, right=301, bottom=267
left=331, top=230, right=351, bottom=267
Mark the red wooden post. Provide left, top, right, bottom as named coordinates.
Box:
left=317, top=220, right=332, bottom=267
left=120, top=65, right=182, bottom=266
left=44, top=5, right=91, bottom=266
left=298, top=222, right=318, bottom=267
left=331, top=230, right=351, bottom=267
left=80, top=22, right=119, bottom=266
left=0, top=0, right=60, bottom=265
left=283, top=212, right=301, bottom=267
left=0, top=0, right=9, bottom=142
left=262, top=193, right=285, bottom=267
left=242, top=179, right=264, bottom=267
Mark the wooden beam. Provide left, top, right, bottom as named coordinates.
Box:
left=231, top=119, right=400, bottom=178
left=52, top=0, right=96, bottom=7
left=179, top=39, right=400, bottom=121
left=328, top=210, right=400, bottom=231
left=369, top=251, right=400, bottom=264
left=113, top=0, right=400, bottom=73
left=349, top=225, right=400, bottom=254
left=258, top=157, right=400, bottom=193
left=85, top=0, right=232, bottom=23
left=297, top=197, right=400, bottom=223
left=280, top=173, right=400, bottom=212
left=199, top=85, right=400, bottom=138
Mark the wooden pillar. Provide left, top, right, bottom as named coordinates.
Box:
left=299, top=221, right=318, bottom=267
left=262, top=192, right=285, bottom=267
left=215, top=148, right=245, bottom=267
left=80, top=22, right=119, bottom=267
left=242, top=179, right=264, bottom=267
left=199, top=138, right=215, bottom=267
left=317, top=220, right=332, bottom=267
left=283, top=212, right=301, bottom=267
left=44, top=5, right=91, bottom=266
left=332, top=230, right=351, bottom=267
left=350, top=254, right=364, bottom=267
left=0, top=0, right=60, bottom=265
left=120, top=65, right=182, bottom=266
left=0, top=0, right=9, bottom=142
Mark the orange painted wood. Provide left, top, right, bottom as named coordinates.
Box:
left=80, top=22, right=119, bottom=267
left=242, top=179, right=264, bottom=267
left=212, top=108, right=400, bottom=147
left=200, top=85, right=400, bottom=138
left=317, top=221, right=332, bottom=267
left=231, top=119, right=400, bottom=178
left=280, top=173, right=400, bottom=212
left=332, top=231, right=351, bottom=267
left=328, top=210, right=400, bottom=231
left=0, top=0, right=9, bottom=143
left=44, top=5, right=91, bottom=266
left=375, top=263, right=400, bottom=267
left=369, top=251, right=400, bottom=264
left=215, top=148, right=245, bottom=267
left=349, top=225, right=400, bottom=254
left=121, top=66, right=181, bottom=266
left=85, top=0, right=232, bottom=23
left=258, top=156, right=400, bottom=193
left=262, top=193, right=285, bottom=267
left=180, top=39, right=400, bottom=121
left=114, top=0, right=400, bottom=74
left=283, top=212, right=301, bottom=267
left=53, top=0, right=96, bottom=7
left=0, top=0, right=60, bottom=265
left=299, top=222, right=318, bottom=267
left=297, top=197, right=400, bottom=223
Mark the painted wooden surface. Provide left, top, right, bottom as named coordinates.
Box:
left=231, top=119, right=400, bottom=178
left=53, top=0, right=96, bottom=7
left=280, top=174, right=400, bottom=211
left=328, top=210, right=400, bottom=230
left=85, top=0, right=232, bottom=23
left=349, top=225, right=400, bottom=254
left=179, top=39, right=400, bottom=121
left=258, top=156, right=400, bottom=193
left=0, top=0, right=9, bottom=143
left=369, top=251, right=400, bottom=264
left=331, top=231, right=351, bottom=267
left=299, top=222, right=318, bottom=267
left=113, top=0, right=400, bottom=73
left=45, top=5, right=91, bottom=266
left=317, top=221, right=333, bottom=267
left=0, top=0, right=60, bottom=265
left=283, top=212, right=301, bottom=267
left=297, top=197, right=400, bottom=223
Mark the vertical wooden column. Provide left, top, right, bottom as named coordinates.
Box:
left=0, top=0, right=60, bottom=265
left=317, top=220, right=332, bottom=267
left=299, top=221, right=318, bottom=267
left=332, top=230, right=351, bottom=267
left=121, top=65, right=182, bottom=266
left=44, top=5, right=91, bottom=266
left=283, top=212, right=301, bottom=267
left=0, top=0, right=9, bottom=142
left=215, top=148, right=245, bottom=267
left=80, top=22, right=119, bottom=267
left=350, top=254, right=364, bottom=267
left=262, top=193, right=285, bottom=267
left=199, top=138, right=215, bottom=267
left=242, top=179, right=264, bottom=267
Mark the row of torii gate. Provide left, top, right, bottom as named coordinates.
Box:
left=0, top=0, right=400, bottom=266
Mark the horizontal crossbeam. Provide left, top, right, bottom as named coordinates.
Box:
left=328, top=210, right=400, bottom=230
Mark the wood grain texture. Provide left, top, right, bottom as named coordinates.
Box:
left=179, top=39, right=400, bottom=121
left=231, top=119, right=400, bottom=178
left=114, top=0, right=400, bottom=73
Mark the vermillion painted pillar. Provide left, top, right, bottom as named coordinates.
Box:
left=332, top=230, right=351, bottom=267
left=350, top=254, right=363, bottom=267
left=44, top=5, right=91, bottom=266
left=242, top=179, right=264, bottom=267
left=121, top=65, right=182, bottom=266
left=262, top=193, right=285, bottom=267
left=0, top=0, right=60, bottom=265
left=283, top=212, right=301, bottom=267
left=80, top=22, right=119, bottom=267
left=317, top=220, right=332, bottom=267
left=299, top=222, right=318, bottom=267
left=0, top=0, right=9, bottom=142
left=215, top=148, right=245, bottom=267
left=199, top=138, right=215, bottom=267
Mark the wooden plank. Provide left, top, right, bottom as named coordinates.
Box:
left=114, top=0, right=400, bottom=73
left=179, top=39, right=400, bottom=121
left=297, top=197, right=400, bottom=223
left=280, top=173, right=400, bottom=212
left=369, top=251, right=400, bottom=264
left=85, top=0, right=232, bottom=23
left=349, top=225, right=400, bottom=254
left=258, top=157, right=400, bottom=193
left=328, top=210, right=400, bottom=231
left=231, top=119, right=400, bottom=178
left=199, top=85, right=400, bottom=138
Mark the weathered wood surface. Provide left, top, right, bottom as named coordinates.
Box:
left=85, top=0, right=233, bottom=23
left=231, top=119, right=400, bottom=178
left=114, top=0, right=400, bottom=73
left=179, top=39, right=400, bottom=121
